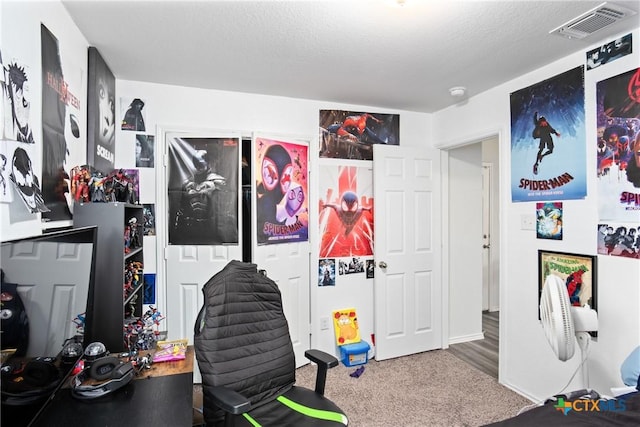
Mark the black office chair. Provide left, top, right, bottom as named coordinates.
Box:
left=194, top=260, right=348, bottom=426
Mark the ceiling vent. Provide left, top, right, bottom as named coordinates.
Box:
left=549, top=2, right=637, bottom=40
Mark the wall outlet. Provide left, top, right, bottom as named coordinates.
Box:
left=520, top=214, right=536, bottom=230
left=320, top=317, right=330, bottom=331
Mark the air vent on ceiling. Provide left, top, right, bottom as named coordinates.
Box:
left=549, top=2, right=637, bottom=40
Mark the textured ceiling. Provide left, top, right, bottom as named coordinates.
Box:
left=62, top=0, right=640, bottom=113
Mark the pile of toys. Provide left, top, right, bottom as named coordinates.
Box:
left=123, top=260, right=143, bottom=300
left=124, top=306, right=165, bottom=351
left=70, top=165, right=138, bottom=204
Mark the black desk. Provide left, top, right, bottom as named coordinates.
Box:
left=31, top=347, right=194, bottom=427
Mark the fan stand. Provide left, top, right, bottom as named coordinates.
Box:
left=576, top=331, right=592, bottom=389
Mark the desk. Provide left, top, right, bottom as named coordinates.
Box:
left=31, top=347, right=194, bottom=427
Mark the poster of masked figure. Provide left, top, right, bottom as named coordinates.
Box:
left=510, top=66, right=587, bottom=202
left=255, top=137, right=309, bottom=245
left=168, top=136, right=239, bottom=245
left=41, top=24, right=83, bottom=222
left=319, top=165, right=373, bottom=257
left=596, top=67, right=640, bottom=223
left=87, top=47, right=115, bottom=175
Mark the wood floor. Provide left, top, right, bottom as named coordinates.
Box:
left=447, top=310, right=499, bottom=379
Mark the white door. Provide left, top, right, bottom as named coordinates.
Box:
left=373, top=144, right=442, bottom=361
left=161, top=131, right=243, bottom=383
left=252, top=133, right=311, bottom=368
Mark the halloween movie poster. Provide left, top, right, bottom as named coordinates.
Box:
left=255, top=137, right=309, bottom=245
left=596, top=67, right=640, bottom=224
left=319, top=165, right=373, bottom=257
left=319, top=110, right=399, bottom=160
left=41, top=24, right=83, bottom=222
left=510, top=66, right=587, bottom=202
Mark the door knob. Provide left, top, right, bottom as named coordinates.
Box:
left=378, top=261, right=387, bottom=268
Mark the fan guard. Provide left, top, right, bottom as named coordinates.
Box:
left=540, top=274, right=575, bottom=361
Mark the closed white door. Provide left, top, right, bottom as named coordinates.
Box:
left=252, top=133, right=311, bottom=368
left=373, top=144, right=442, bottom=360
left=161, top=131, right=243, bottom=383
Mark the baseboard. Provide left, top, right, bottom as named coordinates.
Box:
left=448, top=332, right=485, bottom=345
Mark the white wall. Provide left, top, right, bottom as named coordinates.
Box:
left=1, top=1, right=89, bottom=241
left=448, top=143, right=483, bottom=343
left=115, top=80, right=432, bottom=356
left=433, top=28, right=640, bottom=401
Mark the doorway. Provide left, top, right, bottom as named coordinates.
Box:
left=446, top=136, right=500, bottom=379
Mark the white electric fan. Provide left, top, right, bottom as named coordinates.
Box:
left=540, top=274, right=598, bottom=388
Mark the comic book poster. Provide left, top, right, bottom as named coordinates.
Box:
left=586, top=33, right=632, bottom=71
left=255, top=137, right=309, bottom=245
left=319, top=165, right=373, bottom=257
left=319, top=110, right=399, bottom=160
left=332, top=307, right=361, bottom=345
left=510, top=66, right=587, bottom=202
left=536, top=202, right=563, bottom=240
left=41, top=25, right=84, bottom=221
left=598, top=222, right=639, bottom=259
left=87, top=47, right=115, bottom=175
left=596, top=67, right=640, bottom=223
left=167, top=136, right=239, bottom=245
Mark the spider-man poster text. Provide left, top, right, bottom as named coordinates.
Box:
left=255, top=137, right=309, bottom=245
left=319, top=165, right=373, bottom=257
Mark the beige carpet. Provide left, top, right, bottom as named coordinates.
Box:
left=194, top=349, right=532, bottom=426
left=295, top=349, right=531, bottom=427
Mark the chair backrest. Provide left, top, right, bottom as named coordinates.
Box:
left=194, top=260, right=295, bottom=410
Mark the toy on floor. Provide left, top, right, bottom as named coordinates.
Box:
left=349, top=366, right=365, bottom=378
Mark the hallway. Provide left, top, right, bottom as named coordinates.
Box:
left=447, top=311, right=499, bottom=379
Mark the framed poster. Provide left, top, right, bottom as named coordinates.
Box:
left=538, top=250, right=597, bottom=316
left=87, top=47, right=115, bottom=174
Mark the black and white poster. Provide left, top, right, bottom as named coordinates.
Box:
left=87, top=47, right=115, bottom=174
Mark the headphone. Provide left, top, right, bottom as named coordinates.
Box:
left=70, top=342, right=135, bottom=400
left=1, top=357, right=60, bottom=405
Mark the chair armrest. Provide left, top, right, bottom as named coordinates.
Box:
left=304, top=349, right=339, bottom=395
left=305, top=349, right=339, bottom=368
left=210, top=386, right=252, bottom=415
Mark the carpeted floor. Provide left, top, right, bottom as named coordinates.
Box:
left=193, top=349, right=532, bottom=426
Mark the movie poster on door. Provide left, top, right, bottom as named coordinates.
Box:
left=510, top=66, right=587, bottom=202
left=319, top=165, right=373, bottom=257
left=596, top=67, right=640, bottom=223
left=255, top=137, right=308, bottom=245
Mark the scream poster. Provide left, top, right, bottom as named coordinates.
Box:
left=255, top=137, right=309, bottom=245
left=510, top=66, right=587, bottom=202
left=319, top=165, right=373, bottom=257
left=596, top=67, right=640, bottom=222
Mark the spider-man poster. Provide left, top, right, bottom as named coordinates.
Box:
left=319, top=110, right=399, bottom=160
left=319, top=165, right=373, bottom=257
left=255, top=137, right=308, bottom=245
left=596, top=67, right=640, bottom=223
left=510, top=66, right=587, bottom=202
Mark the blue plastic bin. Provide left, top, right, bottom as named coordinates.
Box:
left=339, top=341, right=370, bottom=367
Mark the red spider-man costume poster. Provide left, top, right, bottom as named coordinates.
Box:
left=255, top=137, right=309, bottom=245
left=319, top=165, right=373, bottom=257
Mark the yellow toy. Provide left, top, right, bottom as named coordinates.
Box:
left=332, top=308, right=361, bottom=345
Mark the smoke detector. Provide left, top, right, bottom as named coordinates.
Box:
left=549, top=2, right=637, bottom=40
